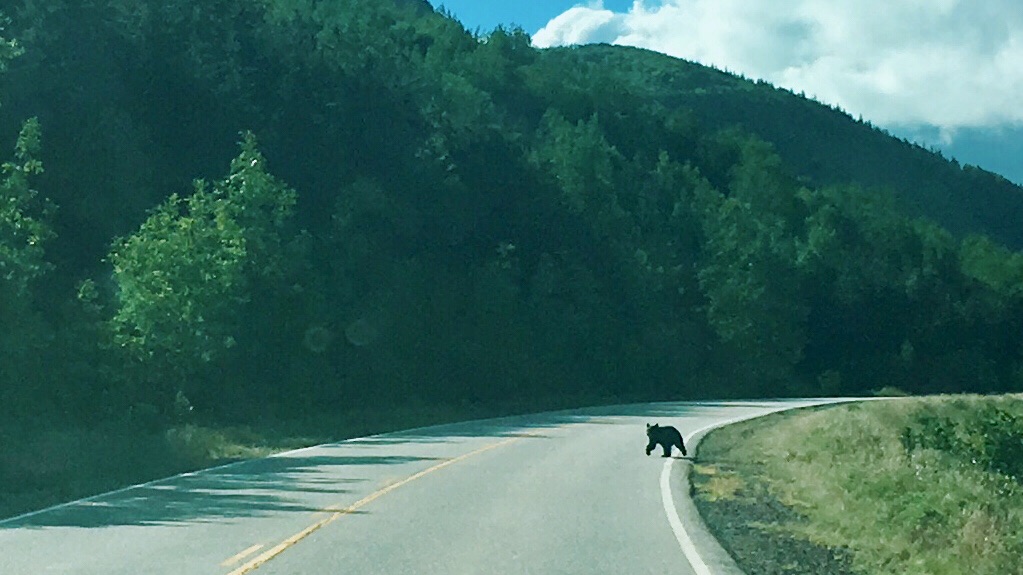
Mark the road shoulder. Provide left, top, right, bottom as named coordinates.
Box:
left=688, top=429, right=862, bottom=575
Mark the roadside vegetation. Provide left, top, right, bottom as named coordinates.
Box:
left=694, top=396, right=1023, bottom=575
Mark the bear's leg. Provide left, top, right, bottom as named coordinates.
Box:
left=661, top=443, right=671, bottom=457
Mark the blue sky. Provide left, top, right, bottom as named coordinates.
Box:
left=429, top=1, right=1023, bottom=186
left=432, top=1, right=634, bottom=35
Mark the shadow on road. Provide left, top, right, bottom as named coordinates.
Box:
left=0, top=454, right=437, bottom=530
left=2, top=400, right=791, bottom=530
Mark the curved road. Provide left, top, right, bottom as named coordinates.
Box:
left=0, top=400, right=841, bottom=574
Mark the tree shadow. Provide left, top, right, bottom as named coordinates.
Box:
left=2, top=400, right=800, bottom=529
left=1, top=454, right=438, bottom=529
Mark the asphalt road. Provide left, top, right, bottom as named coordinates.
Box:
left=0, top=400, right=836, bottom=574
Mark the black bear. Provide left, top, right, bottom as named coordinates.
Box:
left=645, top=423, right=687, bottom=457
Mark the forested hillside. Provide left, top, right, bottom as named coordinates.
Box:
left=541, top=45, right=1023, bottom=247
left=2, top=0, right=1023, bottom=433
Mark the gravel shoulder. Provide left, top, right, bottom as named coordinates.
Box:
left=691, top=439, right=862, bottom=575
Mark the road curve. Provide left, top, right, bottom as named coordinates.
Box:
left=0, top=400, right=841, bottom=574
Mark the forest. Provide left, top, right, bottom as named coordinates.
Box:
left=2, top=0, right=1023, bottom=437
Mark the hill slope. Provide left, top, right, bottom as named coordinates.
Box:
left=535, top=44, right=1023, bottom=248
left=0, top=0, right=1022, bottom=429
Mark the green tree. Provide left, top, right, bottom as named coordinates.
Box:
left=0, top=118, right=54, bottom=413
left=0, top=118, right=51, bottom=294
left=791, top=183, right=1008, bottom=393
left=694, top=140, right=808, bottom=387
left=531, top=111, right=627, bottom=235
left=0, top=15, right=20, bottom=76
left=960, top=234, right=1023, bottom=303
left=108, top=133, right=296, bottom=407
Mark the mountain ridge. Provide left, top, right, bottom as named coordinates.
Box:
left=545, top=43, right=1023, bottom=248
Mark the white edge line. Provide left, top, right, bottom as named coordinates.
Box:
left=661, top=415, right=763, bottom=575
left=661, top=400, right=866, bottom=575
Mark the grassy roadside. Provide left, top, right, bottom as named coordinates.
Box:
left=692, top=395, right=1023, bottom=575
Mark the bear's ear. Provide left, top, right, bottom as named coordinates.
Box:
left=646, top=423, right=652, bottom=429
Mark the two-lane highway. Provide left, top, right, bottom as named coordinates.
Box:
left=0, top=400, right=838, bottom=574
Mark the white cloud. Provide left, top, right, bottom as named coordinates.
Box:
left=532, top=0, right=1023, bottom=131
left=531, top=4, right=623, bottom=46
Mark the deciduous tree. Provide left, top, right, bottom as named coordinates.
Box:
left=108, top=133, right=296, bottom=407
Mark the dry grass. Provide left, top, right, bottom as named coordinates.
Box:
left=693, top=464, right=746, bottom=502
left=699, top=395, right=1023, bottom=575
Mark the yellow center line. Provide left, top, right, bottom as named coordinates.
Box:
left=224, top=436, right=521, bottom=575
left=220, top=544, right=265, bottom=567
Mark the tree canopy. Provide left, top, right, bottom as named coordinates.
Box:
left=2, top=0, right=1023, bottom=426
